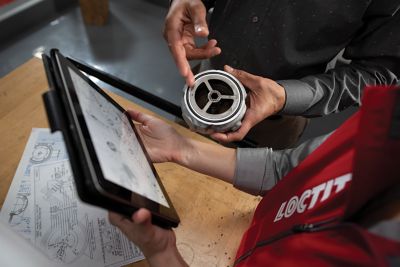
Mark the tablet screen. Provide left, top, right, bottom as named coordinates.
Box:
left=68, top=68, right=170, bottom=208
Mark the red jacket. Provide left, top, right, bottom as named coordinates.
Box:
left=234, top=86, right=400, bottom=267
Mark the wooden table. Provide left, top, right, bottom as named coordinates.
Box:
left=0, top=58, right=260, bottom=267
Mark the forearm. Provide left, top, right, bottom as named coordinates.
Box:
left=278, top=62, right=399, bottom=117
left=177, top=138, right=236, bottom=184
left=174, top=133, right=330, bottom=195
left=234, top=134, right=331, bottom=196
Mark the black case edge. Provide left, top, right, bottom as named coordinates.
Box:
left=42, top=51, right=178, bottom=229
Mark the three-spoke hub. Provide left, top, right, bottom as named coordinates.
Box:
left=182, top=70, right=247, bottom=134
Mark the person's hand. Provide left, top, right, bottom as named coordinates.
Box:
left=164, top=0, right=221, bottom=86
left=109, top=210, right=187, bottom=266
left=211, top=65, right=286, bottom=143
left=127, top=109, right=190, bottom=164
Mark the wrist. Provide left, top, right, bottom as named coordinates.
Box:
left=172, top=136, right=194, bottom=166
left=270, top=80, right=286, bottom=114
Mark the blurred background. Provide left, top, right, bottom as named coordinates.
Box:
left=0, top=0, right=183, bottom=120
left=0, top=0, right=356, bottom=144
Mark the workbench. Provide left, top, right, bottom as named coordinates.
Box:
left=0, top=58, right=261, bottom=267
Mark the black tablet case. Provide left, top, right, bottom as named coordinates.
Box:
left=42, top=49, right=179, bottom=228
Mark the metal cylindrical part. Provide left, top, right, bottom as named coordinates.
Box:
left=181, top=70, right=247, bottom=134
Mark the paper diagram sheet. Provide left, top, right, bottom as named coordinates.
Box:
left=0, top=128, right=144, bottom=267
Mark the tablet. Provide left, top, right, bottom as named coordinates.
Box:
left=42, top=50, right=180, bottom=228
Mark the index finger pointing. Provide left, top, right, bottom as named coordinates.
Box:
left=169, top=42, right=190, bottom=77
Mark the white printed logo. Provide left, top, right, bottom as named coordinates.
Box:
left=274, top=173, right=352, bottom=222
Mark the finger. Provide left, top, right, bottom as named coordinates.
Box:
left=185, top=46, right=221, bottom=60
left=132, top=208, right=152, bottom=225
left=210, top=119, right=253, bottom=143
left=210, top=132, right=228, bottom=142
left=224, top=65, right=260, bottom=90
left=110, top=218, right=137, bottom=244
left=127, top=109, right=153, bottom=125
left=169, top=42, right=191, bottom=78
left=188, top=2, right=209, bottom=37
left=200, top=39, right=218, bottom=49
left=225, top=122, right=252, bottom=142
left=186, top=72, right=195, bottom=88
left=130, top=209, right=154, bottom=235
left=185, top=39, right=221, bottom=59
left=163, top=15, right=191, bottom=78
left=108, top=211, right=131, bottom=229
left=171, top=43, right=194, bottom=86
left=210, top=127, right=247, bottom=143
left=108, top=211, right=122, bottom=225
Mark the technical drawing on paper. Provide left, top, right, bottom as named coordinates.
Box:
left=30, top=143, right=52, bottom=163
left=33, top=159, right=144, bottom=266
left=40, top=223, right=88, bottom=264
left=1, top=129, right=68, bottom=240
left=25, top=130, right=68, bottom=176
left=6, top=179, right=32, bottom=236
left=34, top=160, right=88, bottom=264
left=8, top=193, right=29, bottom=224
left=0, top=128, right=144, bottom=267
left=97, top=218, right=143, bottom=265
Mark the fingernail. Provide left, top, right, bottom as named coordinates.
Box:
left=194, top=25, right=204, bottom=33
left=189, top=78, right=195, bottom=87
left=225, top=65, right=233, bottom=72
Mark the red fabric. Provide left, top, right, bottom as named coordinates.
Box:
left=235, top=86, right=400, bottom=267
left=0, top=0, right=14, bottom=7
left=240, top=225, right=400, bottom=267
left=349, top=87, right=400, bottom=216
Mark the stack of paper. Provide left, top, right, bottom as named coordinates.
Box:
left=0, top=128, right=144, bottom=267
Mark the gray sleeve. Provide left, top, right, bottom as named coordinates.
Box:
left=233, top=134, right=331, bottom=196
left=278, top=5, right=400, bottom=116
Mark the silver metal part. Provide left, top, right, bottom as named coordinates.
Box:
left=182, top=70, right=247, bottom=134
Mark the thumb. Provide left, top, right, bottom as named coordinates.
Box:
left=224, top=65, right=259, bottom=91
left=131, top=209, right=154, bottom=233
left=127, top=109, right=152, bottom=125
left=188, top=2, right=209, bottom=37
left=132, top=209, right=152, bottom=225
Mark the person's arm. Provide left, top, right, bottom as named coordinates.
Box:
left=128, top=109, right=330, bottom=194
left=109, top=110, right=234, bottom=267
left=212, top=6, right=399, bottom=143
left=233, top=133, right=331, bottom=196
left=110, top=110, right=331, bottom=266
left=278, top=5, right=400, bottom=117
left=127, top=109, right=236, bottom=183
left=164, top=0, right=221, bottom=86
left=178, top=139, right=236, bottom=184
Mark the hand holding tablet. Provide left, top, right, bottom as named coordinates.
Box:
left=42, top=50, right=180, bottom=228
